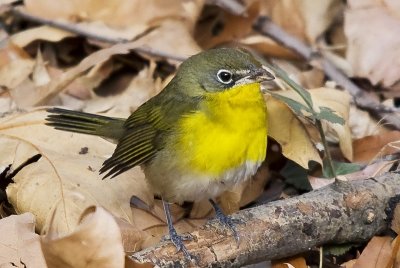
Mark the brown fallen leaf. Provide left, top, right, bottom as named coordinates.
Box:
left=353, top=131, right=400, bottom=163
left=10, top=25, right=75, bottom=48
left=195, top=1, right=260, bottom=49
left=394, top=236, right=400, bottom=268
left=260, top=0, right=343, bottom=43
left=272, top=255, right=307, bottom=268
left=136, top=19, right=202, bottom=62
left=341, top=259, right=357, bottom=268
left=1, top=110, right=152, bottom=235
left=308, top=160, right=393, bottom=190
left=84, top=62, right=161, bottom=118
left=23, top=0, right=204, bottom=42
left=9, top=41, right=143, bottom=108
left=349, top=106, right=382, bottom=139
left=0, top=58, right=34, bottom=89
left=266, top=94, right=321, bottom=168
left=218, top=162, right=270, bottom=214
left=0, top=213, right=47, bottom=268
left=353, top=236, right=393, bottom=268
left=41, top=206, right=125, bottom=268
left=239, top=34, right=297, bottom=59
left=345, top=0, right=400, bottom=89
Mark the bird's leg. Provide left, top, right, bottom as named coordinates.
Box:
left=162, top=200, right=196, bottom=261
left=209, top=199, right=243, bottom=243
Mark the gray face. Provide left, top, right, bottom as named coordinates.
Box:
left=175, top=48, right=274, bottom=94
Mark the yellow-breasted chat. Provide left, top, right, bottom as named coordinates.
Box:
left=46, top=47, right=275, bottom=260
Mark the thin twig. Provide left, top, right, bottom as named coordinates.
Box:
left=11, top=7, right=186, bottom=62
left=253, top=16, right=400, bottom=130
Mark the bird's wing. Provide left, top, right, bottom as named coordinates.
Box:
left=100, top=92, right=199, bottom=178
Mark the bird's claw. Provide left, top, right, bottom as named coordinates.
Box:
left=161, top=232, right=193, bottom=242
left=209, top=199, right=244, bottom=244
left=214, top=212, right=244, bottom=244
left=167, top=228, right=198, bottom=262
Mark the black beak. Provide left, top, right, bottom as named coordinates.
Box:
left=251, top=66, right=275, bottom=82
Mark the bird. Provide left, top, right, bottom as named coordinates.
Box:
left=46, top=47, right=274, bottom=260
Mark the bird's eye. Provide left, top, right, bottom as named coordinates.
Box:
left=217, top=69, right=233, bottom=84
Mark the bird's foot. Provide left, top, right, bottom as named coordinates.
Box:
left=161, top=232, right=193, bottom=242
left=209, top=199, right=244, bottom=244
left=214, top=210, right=244, bottom=243
left=165, top=228, right=198, bottom=262
left=162, top=200, right=198, bottom=263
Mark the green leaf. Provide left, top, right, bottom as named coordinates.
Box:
left=268, top=92, right=314, bottom=119
left=315, top=106, right=345, bottom=125
left=322, top=159, right=362, bottom=178
left=264, top=61, right=313, bottom=107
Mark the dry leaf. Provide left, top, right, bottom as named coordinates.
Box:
left=84, top=62, right=161, bottom=118
left=239, top=34, right=297, bottom=59
left=1, top=110, right=152, bottom=235
left=0, top=213, right=47, bottom=268
left=41, top=206, right=124, bottom=268
left=349, top=106, right=381, bottom=139
left=341, top=259, right=357, bottom=268
left=0, top=59, right=34, bottom=89
left=276, top=88, right=353, bottom=161
left=137, top=19, right=202, bottom=62
left=25, top=0, right=200, bottom=28
left=114, top=217, right=147, bottom=252
left=272, top=256, right=307, bottom=268
left=218, top=162, right=270, bottom=214
left=392, top=204, right=400, bottom=235
left=9, top=41, right=143, bottom=108
left=195, top=1, right=260, bottom=49
left=345, top=0, right=400, bottom=88
left=0, top=42, right=31, bottom=67
left=309, top=160, right=393, bottom=189
left=353, top=236, right=393, bottom=268
left=10, top=26, right=75, bottom=48
left=24, top=0, right=204, bottom=41
left=260, top=0, right=343, bottom=43
left=394, top=236, right=400, bottom=268
left=266, top=95, right=322, bottom=168
left=353, top=131, right=400, bottom=163
left=65, top=60, right=115, bottom=100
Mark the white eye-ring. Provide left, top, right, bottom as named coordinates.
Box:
left=217, top=69, right=233, bottom=84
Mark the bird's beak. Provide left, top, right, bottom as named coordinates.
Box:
left=252, top=65, right=275, bottom=82
left=234, top=65, right=275, bottom=86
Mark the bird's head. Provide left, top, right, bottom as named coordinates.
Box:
left=171, top=48, right=274, bottom=97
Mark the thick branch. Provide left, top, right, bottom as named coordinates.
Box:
left=129, top=173, right=400, bottom=267
left=253, top=16, right=400, bottom=130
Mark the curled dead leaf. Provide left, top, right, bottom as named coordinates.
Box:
left=41, top=206, right=125, bottom=268
left=345, top=0, right=400, bottom=88
left=0, top=213, right=46, bottom=267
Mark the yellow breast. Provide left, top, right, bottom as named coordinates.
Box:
left=176, top=82, right=268, bottom=179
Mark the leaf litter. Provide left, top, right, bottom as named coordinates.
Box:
left=0, top=0, right=399, bottom=267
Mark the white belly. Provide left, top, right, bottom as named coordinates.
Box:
left=144, top=156, right=262, bottom=203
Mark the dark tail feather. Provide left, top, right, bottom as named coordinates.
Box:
left=45, top=108, right=125, bottom=139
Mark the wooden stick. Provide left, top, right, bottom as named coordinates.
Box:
left=129, top=173, right=400, bottom=267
